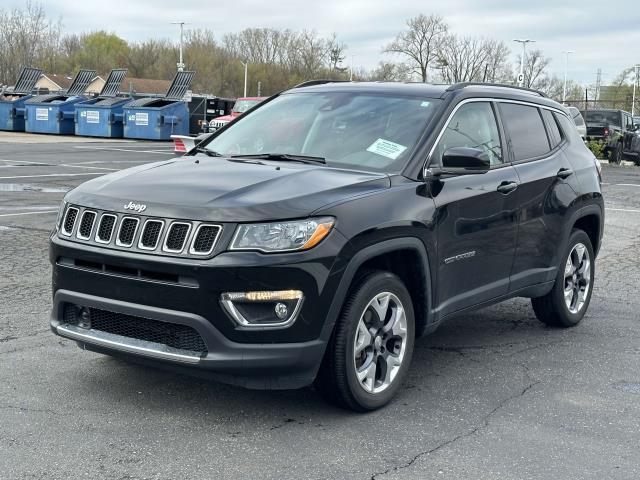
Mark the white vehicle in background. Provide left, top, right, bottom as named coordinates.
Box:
left=567, top=106, right=587, bottom=140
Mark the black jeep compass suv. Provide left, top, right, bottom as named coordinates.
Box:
left=50, top=82, right=603, bottom=411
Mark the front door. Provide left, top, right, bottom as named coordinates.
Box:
left=429, top=100, right=519, bottom=317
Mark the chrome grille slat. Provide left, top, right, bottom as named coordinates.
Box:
left=116, top=217, right=139, bottom=247
left=95, top=214, right=117, bottom=244
left=59, top=205, right=222, bottom=258
left=76, top=211, right=97, bottom=240
left=61, top=207, right=79, bottom=236
left=138, top=220, right=164, bottom=250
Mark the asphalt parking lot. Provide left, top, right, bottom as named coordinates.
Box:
left=1, top=134, right=639, bottom=479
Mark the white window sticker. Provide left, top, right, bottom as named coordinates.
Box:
left=366, top=138, right=408, bottom=160
left=135, top=112, right=149, bottom=126
left=420, top=101, right=431, bottom=107
left=86, top=110, right=100, bottom=124
left=36, top=108, right=48, bottom=121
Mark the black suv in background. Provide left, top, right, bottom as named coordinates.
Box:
left=50, top=82, right=603, bottom=411
left=583, top=108, right=639, bottom=163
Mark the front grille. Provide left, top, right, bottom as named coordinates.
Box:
left=77, top=211, right=96, bottom=239
left=62, top=207, right=79, bottom=235
left=63, top=305, right=207, bottom=354
left=139, top=220, right=163, bottom=249
left=58, top=205, right=222, bottom=258
left=164, top=223, right=190, bottom=252
left=96, top=214, right=116, bottom=243
left=191, top=225, right=221, bottom=254
left=117, top=217, right=138, bottom=246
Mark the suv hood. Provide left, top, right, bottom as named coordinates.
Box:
left=67, top=155, right=390, bottom=222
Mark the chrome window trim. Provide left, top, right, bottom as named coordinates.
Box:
left=423, top=97, right=570, bottom=177
left=60, top=207, right=79, bottom=236
left=162, top=221, right=192, bottom=253
left=189, top=223, right=222, bottom=256
left=76, top=210, right=97, bottom=240
left=115, top=216, right=140, bottom=247
left=94, top=213, right=117, bottom=244
left=138, top=219, right=165, bottom=251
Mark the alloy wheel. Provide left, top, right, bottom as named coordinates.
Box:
left=564, top=242, right=591, bottom=314
left=353, top=292, right=408, bottom=394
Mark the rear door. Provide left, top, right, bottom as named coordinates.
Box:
left=429, top=100, right=520, bottom=316
left=499, top=102, right=579, bottom=291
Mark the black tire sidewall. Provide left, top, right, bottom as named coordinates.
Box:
left=341, top=272, right=415, bottom=410
left=552, top=230, right=595, bottom=326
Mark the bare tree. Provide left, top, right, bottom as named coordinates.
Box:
left=384, top=14, right=448, bottom=82
left=482, top=39, right=511, bottom=83
left=436, top=35, right=492, bottom=83
left=520, top=49, right=551, bottom=89
left=368, top=62, right=412, bottom=82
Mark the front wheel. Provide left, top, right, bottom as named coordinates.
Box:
left=315, top=271, right=415, bottom=411
left=531, top=229, right=595, bottom=327
left=609, top=143, right=623, bottom=164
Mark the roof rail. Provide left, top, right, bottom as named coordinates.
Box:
left=292, top=79, right=348, bottom=89
left=445, top=82, right=547, bottom=97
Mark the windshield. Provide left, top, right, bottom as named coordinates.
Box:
left=233, top=99, right=261, bottom=113
left=585, top=111, right=621, bottom=127
left=203, top=92, right=442, bottom=173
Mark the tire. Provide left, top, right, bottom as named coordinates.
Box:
left=314, top=271, right=415, bottom=411
left=609, top=143, right=623, bottom=164
left=531, top=229, right=595, bottom=328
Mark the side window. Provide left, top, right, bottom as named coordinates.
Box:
left=499, top=103, right=550, bottom=161
left=541, top=109, right=562, bottom=148
left=554, top=112, right=579, bottom=142
left=433, top=102, right=503, bottom=166
left=573, top=112, right=585, bottom=127
left=624, top=114, right=633, bottom=130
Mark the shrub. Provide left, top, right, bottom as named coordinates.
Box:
left=587, top=140, right=606, bottom=159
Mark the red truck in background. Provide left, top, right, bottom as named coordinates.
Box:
left=209, top=97, right=266, bottom=130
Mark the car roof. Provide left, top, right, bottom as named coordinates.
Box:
left=288, top=81, right=565, bottom=111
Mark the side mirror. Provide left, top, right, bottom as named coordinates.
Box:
left=428, top=147, right=491, bottom=177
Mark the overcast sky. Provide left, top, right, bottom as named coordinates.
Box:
left=18, top=0, right=640, bottom=85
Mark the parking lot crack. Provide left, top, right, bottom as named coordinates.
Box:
left=370, top=379, right=541, bottom=479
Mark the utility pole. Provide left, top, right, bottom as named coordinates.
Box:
left=242, top=62, right=248, bottom=97
left=595, top=68, right=602, bottom=109
left=171, top=21, right=188, bottom=72
left=513, top=39, right=535, bottom=87
left=562, top=50, right=573, bottom=103
left=632, top=65, right=640, bottom=118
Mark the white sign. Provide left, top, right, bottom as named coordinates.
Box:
left=135, top=112, right=149, bottom=126
left=86, top=110, right=100, bottom=124
left=366, top=138, right=408, bottom=160
left=516, top=73, right=525, bottom=84
left=35, top=108, right=48, bottom=121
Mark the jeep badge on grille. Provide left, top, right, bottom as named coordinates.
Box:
left=123, top=201, right=147, bottom=213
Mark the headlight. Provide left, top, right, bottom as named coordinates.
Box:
left=230, top=217, right=334, bottom=253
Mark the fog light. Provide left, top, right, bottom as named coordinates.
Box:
left=78, top=307, right=91, bottom=329
left=220, top=290, right=304, bottom=329
left=274, top=302, right=288, bottom=319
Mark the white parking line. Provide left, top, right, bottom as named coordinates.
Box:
left=608, top=208, right=640, bottom=213
left=613, top=183, right=640, bottom=187
left=73, top=146, right=174, bottom=155
left=0, top=210, right=57, bottom=217
left=59, top=164, right=118, bottom=171
left=0, top=173, right=103, bottom=180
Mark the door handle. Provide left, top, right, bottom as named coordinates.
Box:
left=557, top=168, right=574, bottom=179
left=496, top=181, right=518, bottom=194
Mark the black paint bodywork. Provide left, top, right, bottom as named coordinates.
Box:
left=50, top=82, right=604, bottom=389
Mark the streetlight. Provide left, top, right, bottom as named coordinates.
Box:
left=562, top=50, right=574, bottom=103
left=171, top=21, right=189, bottom=72
left=513, top=39, right=535, bottom=87
left=241, top=61, right=248, bottom=97
left=632, top=64, right=640, bottom=118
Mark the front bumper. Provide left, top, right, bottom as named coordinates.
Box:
left=49, top=229, right=352, bottom=389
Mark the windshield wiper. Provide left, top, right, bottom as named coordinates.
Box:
left=192, top=146, right=223, bottom=157
left=230, top=153, right=326, bottom=165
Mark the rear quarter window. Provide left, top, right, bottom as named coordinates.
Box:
left=499, top=103, right=550, bottom=161
left=541, top=109, right=562, bottom=148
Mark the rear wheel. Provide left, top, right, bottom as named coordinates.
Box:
left=315, top=271, right=415, bottom=411
left=531, top=229, right=594, bottom=327
left=609, top=143, right=623, bottom=164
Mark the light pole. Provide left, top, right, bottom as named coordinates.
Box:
left=171, top=21, right=188, bottom=72
left=350, top=55, right=355, bottom=81
left=513, top=39, right=535, bottom=87
left=241, top=62, right=248, bottom=97
left=562, top=50, right=573, bottom=103
left=632, top=64, right=640, bottom=118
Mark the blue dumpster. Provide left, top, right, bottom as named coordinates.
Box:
left=75, top=69, right=130, bottom=138
left=0, top=67, right=42, bottom=132
left=25, top=69, right=96, bottom=135
left=123, top=71, right=195, bottom=140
